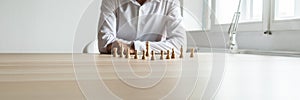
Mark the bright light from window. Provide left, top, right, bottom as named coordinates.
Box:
left=275, top=0, right=300, bottom=20
left=252, top=0, right=262, bottom=20
left=215, top=0, right=262, bottom=24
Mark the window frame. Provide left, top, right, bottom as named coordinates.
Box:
left=210, top=0, right=264, bottom=32
left=269, top=0, right=300, bottom=31
left=210, top=0, right=300, bottom=32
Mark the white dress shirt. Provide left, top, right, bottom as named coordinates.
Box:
left=98, top=0, right=187, bottom=54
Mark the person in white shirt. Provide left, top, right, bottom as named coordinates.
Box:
left=98, top=0, right=187, bottom=54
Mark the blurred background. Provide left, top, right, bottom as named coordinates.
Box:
left=0, top=0, right=300, bottom=54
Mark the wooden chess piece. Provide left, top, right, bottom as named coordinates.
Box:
left=171, top=48, right=175, bottom=59
left=160, top=50, right=164, bottom=60
left=119, top=46, right=124, bottom=58
left=190, top=48, right=194, bottom=58
left=142, top=50, right=146, bottom=60
left=113, top=48, right=117, bottom=57
left=166, top=50, right=170, bottom=59
left=179, top=46, right=183, bottom=58
left=125, top=48, right=130, bottom=58
left=151, top=51, right=155, bottom=60
left=146, top=41, right=149, bottom=57
left=134, top=50, right=138, bottom=59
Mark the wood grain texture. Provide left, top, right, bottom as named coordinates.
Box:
left=0, top=54, right=84, bottom=100
left=4, top=53, right=300, bottom=99
left=0, top=53, right=212, bottom=100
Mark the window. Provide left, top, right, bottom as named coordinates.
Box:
left=211, top=0, right=300, bottom=31
left=270, top=0, right=300, bottom=31
left=181, top=0, right=300, bottom=32
left=275, top=0, right=300, bottom=20
left=211, top=0, right=263, bottom=31
left=215, top=0, right=263, bottom=24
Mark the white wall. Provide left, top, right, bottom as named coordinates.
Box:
left=0, top=0, right=97, bottom=53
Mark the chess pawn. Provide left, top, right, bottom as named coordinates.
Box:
left=113, top=48, right=117, bottom=57
left=190, top=48, right=194, bottom=58
left=125, top=48, right=130, bottom=58
left=142, top=50, right=146, bottom=60
left=166, top=50, right=171, bottom=59
left=179, top=46, right=183, bottom=58
left=146, top=41, right=149, bottom=57
left=171, top=48, right=175, bottom=59
left=151, top=51, right=155, bottom=60
left=160, top=50, right=164, bottom=60
left=134, top=50, right=138, bottom=59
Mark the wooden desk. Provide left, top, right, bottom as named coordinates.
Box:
left=0, top=54, right=212, bottom=100
left=3, top=53, right=300, bottom=100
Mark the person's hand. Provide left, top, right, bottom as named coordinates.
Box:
left=106, top=40, right=135, bottom=54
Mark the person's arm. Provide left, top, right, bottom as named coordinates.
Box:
left=97, top=0, right=117, bottom=54
left=133, top=0, right=187, bottom=54
left=98, top=0, right=134, bottom=54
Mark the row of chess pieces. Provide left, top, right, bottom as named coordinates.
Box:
left=112, top=42, right=195, bottom=60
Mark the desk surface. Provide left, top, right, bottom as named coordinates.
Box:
left=1, top=53, right=300, bottom=100
left=0, top=53, right=211, bottom=100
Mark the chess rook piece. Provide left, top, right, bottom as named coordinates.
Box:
left=142, top=50, right=146, bottom=60
left=190, top=48, right=194, bottom=58
left=179, top=46, right=183, bottom=58
left=125, top=48, right=130, bottom=58
left=151, top=51, right=155, bottom=60
left=134, top=50, right=138, bottom=59
left=160, top=50, right=164, bottom=60
left=146, top=41, right=149, bottom=57
left=166, top=50, right=170, bottom=59
left=171, top=48, right=175, bottom=59
left=113, top=48, right=117, bottom=57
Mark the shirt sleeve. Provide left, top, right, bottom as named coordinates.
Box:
left=98, top=0, right=118, bottom=53
left=133, top=0, right=187, bottom=54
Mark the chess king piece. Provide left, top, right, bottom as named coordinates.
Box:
left=146, top=41, right=149, bottom=57
left=179, top=46, right=183, bottom=58
left=119, top=46, right=124, bottom=58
